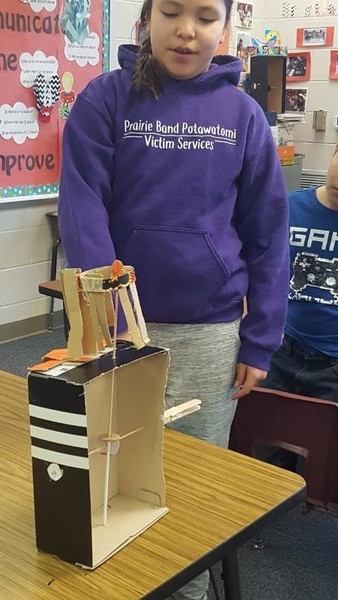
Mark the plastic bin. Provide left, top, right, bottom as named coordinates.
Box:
left=282, top=153, right=304, bottom=191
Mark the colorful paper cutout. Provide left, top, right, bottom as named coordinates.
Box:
left=60, top=0, right=91, bottom=46
left=59, top=72, right=76, bottom=119
left=33, top=74, right=61, bottom=122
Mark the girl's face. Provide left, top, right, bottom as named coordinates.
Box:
left=147, top=0, right=227, bottom=80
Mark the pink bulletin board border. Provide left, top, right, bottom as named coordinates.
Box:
left=0, top=0, right=111, bottom=202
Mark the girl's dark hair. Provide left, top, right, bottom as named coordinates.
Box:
left=133, top=0, right=234, bottom=98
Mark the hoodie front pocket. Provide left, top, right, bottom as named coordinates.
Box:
left=119, top=226, right=230, bottom=322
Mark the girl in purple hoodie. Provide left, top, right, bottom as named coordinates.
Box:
left=58, top=1, right=289, bottom=597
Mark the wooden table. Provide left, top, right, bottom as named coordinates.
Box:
left=38, top=279, right=63, bottom=300
left=0, top=371, right=306, bottom=600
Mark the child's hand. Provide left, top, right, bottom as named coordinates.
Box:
left=231, top=363, right=267, bottom=400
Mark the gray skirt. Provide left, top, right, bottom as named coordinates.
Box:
left=147, top=319, right=241, bottom=449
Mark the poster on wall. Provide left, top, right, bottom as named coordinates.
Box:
left=285, top=88, right=308, bottom=112
left=296, top=26, right=334, bottom=47
left=286, top=52, right=311, bottom=82
left=236, top=32, right=255, bottom=72
left=282, top=1, right=337, bottom=18
left=329, top=50, right=338, bottom=80
left=0, top=0, right=110, bottom=202
left=235, top=2, right=253, bottom=28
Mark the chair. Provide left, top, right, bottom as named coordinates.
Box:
left=229, top=387, right=338, bottom=515
left=46, top=211, right=62, bottom=331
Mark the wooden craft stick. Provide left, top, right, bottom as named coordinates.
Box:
left=94, top=293, right=113, bottom=348
left=100, top=426, right=145, bottom=442
left=60, top=260, right=149, bottom=365
left=104, top=292, right=115, bottom=327
left=102, top=291, right=119, bottom=526
left=163, top=399, right=202, bottom=425
left=61, top=269, right=84, bottom=359
left=129, top=282, right=150, bottom=344
left=118, top=287, right=145, bottom=349
left=87, top=291, right=104, bottom=352
left=79, top=291, right=97, bottom=355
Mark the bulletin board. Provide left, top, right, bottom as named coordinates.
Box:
left=0, top=0, right=110, bottom=202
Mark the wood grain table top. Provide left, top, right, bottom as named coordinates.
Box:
left=0, top=370, right=305, bottom=600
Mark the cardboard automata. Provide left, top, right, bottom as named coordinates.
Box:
left=27, top=260, right=200, bottom=568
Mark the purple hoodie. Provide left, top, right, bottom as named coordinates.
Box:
left=58, top=45, right=289, bottom=371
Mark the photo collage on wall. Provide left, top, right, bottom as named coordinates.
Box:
left=235, top=2, right=254, bottom=73
left=284, top=1, right=338, bottom=105
left=233, top=1, right=338, bottom=105
left=234, top=3, right=288, bottom=84
left=286, top=24, right=337, bottom=113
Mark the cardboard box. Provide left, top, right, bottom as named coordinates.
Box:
left=28, top=342, right=169, bottom=569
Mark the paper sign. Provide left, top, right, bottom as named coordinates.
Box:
left=0, top=0, right=109, bottom=201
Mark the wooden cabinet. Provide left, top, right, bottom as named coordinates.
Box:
left=250, top=56, right=286, bottom=113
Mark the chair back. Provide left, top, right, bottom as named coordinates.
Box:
left=229, top=387, right=338, bottom=514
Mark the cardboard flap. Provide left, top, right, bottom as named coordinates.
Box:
left=138, top=489, right=162, bottom=507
